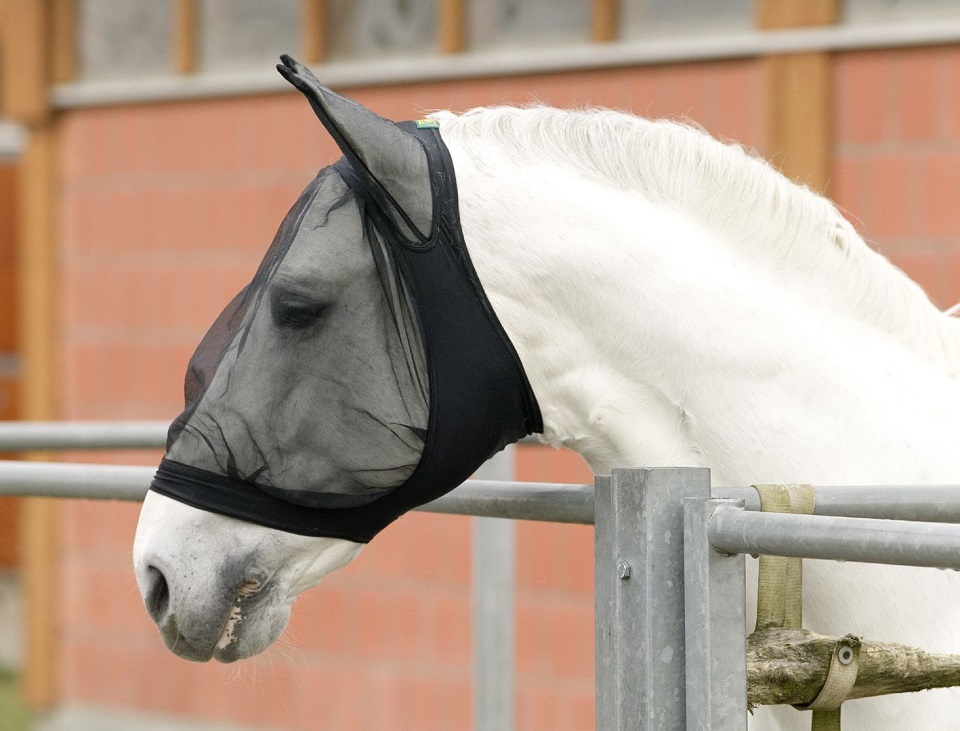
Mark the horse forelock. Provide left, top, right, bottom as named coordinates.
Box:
left=433, top=105, right=960, bottom=377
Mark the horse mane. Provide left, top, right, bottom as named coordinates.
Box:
left=434, top=105, right=960, bottom=377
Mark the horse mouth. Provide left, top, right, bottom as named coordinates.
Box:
left=157, top=578, right=270, bottom=663
left=212, top=579, right=264, bottom=661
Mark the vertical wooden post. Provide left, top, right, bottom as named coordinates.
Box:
left=1, top=0, right=62, bottom=710
left=174, top=0, right=198, bottom=75
left=591, top=0, right=618, bottom=43
left=757, top=0, right=839, bottom=194
left=0, top=161, right=20, bottom=570
left=50, top=0, right=76, bottom=84
left=0, top=2, right=49, bottom=125
left=301, top=0, right=328, bottom=64
left=439, top=0, right=465, bottom=54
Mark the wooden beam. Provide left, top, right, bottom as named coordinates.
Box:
left=1, top=0, right=61, bottom=708
left=301, top=0, right=328, bottom=64
left=757, top=0, right=839, bottom=30
left=756, top=0, right=838, bottom=194
left=173, top=0, right=198, bottom=75
left=16, top=125, right=60, bottom=711
left=591, top=0, right=618, bottom=43
left=50, top=0, right=76, bottom=84
left=439, top=0, right=465, bottom=55
left=763, top=52, right=833, bottom=193
left=0, top=162, right=20, bottom=571
left=0, top=2, right=50, bottom=123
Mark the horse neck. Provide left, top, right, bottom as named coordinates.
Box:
left=448, top=138, right=960, bottom=486
left=439, top=108, right=960, bottom=380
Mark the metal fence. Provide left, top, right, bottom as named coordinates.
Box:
left=4, top=422, right=960, bottom=730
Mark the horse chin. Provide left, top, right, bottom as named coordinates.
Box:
left=134, top=492, right=364, bottom=662
left=210, top=602, right=291, bottom=664
left=148, top=573, right=287, bottom=663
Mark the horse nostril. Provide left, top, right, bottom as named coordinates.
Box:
left=144, top=565, right=171, bottom=624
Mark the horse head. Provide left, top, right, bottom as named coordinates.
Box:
left=133, top=56, right=539, bottom=662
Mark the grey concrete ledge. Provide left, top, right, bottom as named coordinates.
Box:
left=35, top=706, right=285, bottom=731
left=51, top=19, right=960, bottom=110
left=0, top=122, right=24, bottom=159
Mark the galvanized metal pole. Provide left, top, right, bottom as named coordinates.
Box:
left=708, top=506, right=960, bottom=570
left=0, top=420, right=169, bottom=450
left=683, top=498, right=748, bottom=731
left=594, top=467, right=711, bottom=731
left=0, top=459, right=596, bottom=522
left=472, top=447, right=516, bottom=731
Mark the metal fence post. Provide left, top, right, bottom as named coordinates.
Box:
left=472, top=447, right=516, bottom=731
left=595, top=467, right=711, bottom=730
left=683, top=498, right=748, bottom=731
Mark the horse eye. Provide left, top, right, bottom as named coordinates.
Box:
left=270, top=292, right=329, bottom=330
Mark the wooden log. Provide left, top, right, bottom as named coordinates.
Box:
left=755, top=0, right=837, bottom=194
left=301, top=0, right=327, bottom=63
left=173, top=0, right=198, bottom=75
left=438, top=0, right=465, bottom=55
left=591, top=0, right=618, bottom=43
left=748, top=627, right=960, bottom=709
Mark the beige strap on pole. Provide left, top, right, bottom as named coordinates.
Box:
left=798, top=636, right=862, bottom=731
left=753, top=484, right=815, bottom=631
left=753, top=484, right=857, bottom=730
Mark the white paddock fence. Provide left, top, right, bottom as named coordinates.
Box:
left=4, top=421, right=960, bottom=730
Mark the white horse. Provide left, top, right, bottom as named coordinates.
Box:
left=134, top=58, right=960, bottom=730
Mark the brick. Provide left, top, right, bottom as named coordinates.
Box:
left=517, top=684, right=565, bottom=730
left=945, top=253, right=960, bottom=308
left=867, top=154, right=914, bottom=238
left=67, top=188, right=111, bottom=255
left=887, top=249, right=943, bottom=306
left=893, top=47, right=941, bottom=141
left=60, top=500, right=141, bottom=554
left=944, top=47, right=960, bottom=138
left=298, top=662, right=373, bottom=730
left=710, top=61, right=764, bottom=148
left=58, top=558, right=149, bottom=637
left=828, top=155, right=865, bottom=223
left=919, top=152, right=960, bottom=237
left=834, top=50, right=889, bottom=144
left=516, top=521, right=593, bottom=594
left=369, top=512, right=471, bottom=586
left=371, top=669, right=471, bottom=731
left=618, top=68, right=659, bottom=119
left=516, top=444, right=593, bottom=483
left=516, top=596, right=593, bottom=680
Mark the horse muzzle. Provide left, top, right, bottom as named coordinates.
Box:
left=137, top=557, right=283, bottom=663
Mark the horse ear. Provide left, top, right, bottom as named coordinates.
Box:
left=277, top=55, right=433, bottom=240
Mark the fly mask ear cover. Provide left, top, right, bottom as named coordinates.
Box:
left=149, top=56, right=542, bottom=543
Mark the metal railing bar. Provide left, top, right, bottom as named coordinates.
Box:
left=418, top=479, right=594, bottom=524
left=0, top=421, right=170, bottom=450
left=0, top=460, right=596, bottom=523
left=0, top=461, right=153, bottom=501
left=708, top=505, right=960, bottom=570
left=0, top=438, right=955, bottom=524
left=0, top=421, right=543, bottom=451
left=715, top=486, right=960, bottom=523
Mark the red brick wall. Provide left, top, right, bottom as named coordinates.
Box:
left=56, top=59, right=763, bottom=729
left=832, top=46, right=960, bottom=309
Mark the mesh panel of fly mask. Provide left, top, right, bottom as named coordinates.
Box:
left=151, top=55, right=542, bottom=543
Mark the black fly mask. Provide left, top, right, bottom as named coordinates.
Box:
left=150, top=56, right=542, bottom=543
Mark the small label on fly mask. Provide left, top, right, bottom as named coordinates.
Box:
left=415, top=119, right=440, bottom=129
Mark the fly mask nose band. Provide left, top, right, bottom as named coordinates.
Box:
left=149, top=57, right=542, bottom=543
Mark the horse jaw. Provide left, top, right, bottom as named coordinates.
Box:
left=133, top=491, right=362, bottom=662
